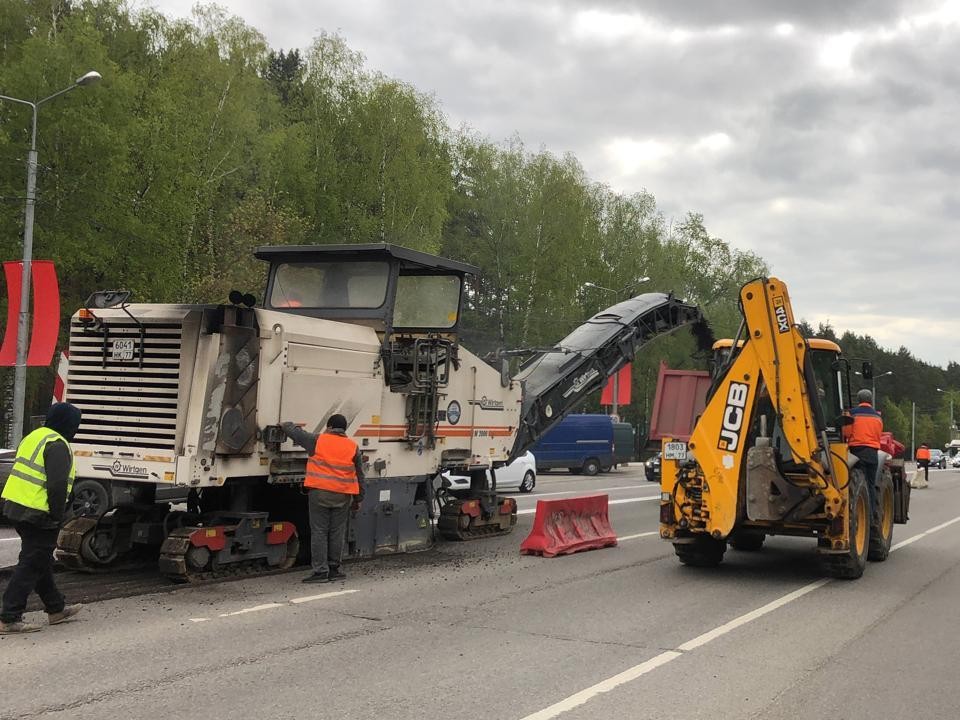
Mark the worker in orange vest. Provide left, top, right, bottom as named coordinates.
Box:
left=916, top=443, right=931, bottom=483
left=843, top=389, right=884, bottom=515
left=281, top=414, right=365, bottom=583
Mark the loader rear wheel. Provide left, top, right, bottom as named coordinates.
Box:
left=674, top=536, right=726, bottom=567
left=821, top=467, right=870, bottom=579
left=729, top=531, right=765, bottom=552
left=868, top=468, right=895, bottom=562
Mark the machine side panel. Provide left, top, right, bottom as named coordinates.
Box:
left=686, top=346, right=761, bottom=537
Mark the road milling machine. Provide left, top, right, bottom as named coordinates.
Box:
left=658, top=277, right=910, bottom=579
left=57, top=243, right=712, bottom=581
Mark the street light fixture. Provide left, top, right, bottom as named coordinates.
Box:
left=854, top=369, right=893, bottom=404
left=0, top=70, right=102, bottom=445
left=581, top=277, right=651, bottom=295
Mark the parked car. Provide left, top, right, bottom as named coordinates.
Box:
left=644, top=452, right=661, bottom=483
left=442, top=451, right=537, bottom=493
left=951, top=454, right=960, bottom=468
left=929, top=448, right=947, bottom=469
left=530, top=414, right=615, bottom=476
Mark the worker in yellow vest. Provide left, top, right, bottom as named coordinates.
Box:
left=1, top=403, right=85, bottom=634
left=281, top=414, right=365, bottom=583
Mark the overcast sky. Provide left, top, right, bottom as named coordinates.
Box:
left=148, top=0, right=959, bottom=368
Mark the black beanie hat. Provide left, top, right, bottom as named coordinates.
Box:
left=45, top=402, right=82, bottom=441
left=327, top=414, right=348, bottom=431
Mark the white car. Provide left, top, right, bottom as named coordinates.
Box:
left=442, top=452, right=537, bottom=493
left=952, top=454, right=960, bottom=468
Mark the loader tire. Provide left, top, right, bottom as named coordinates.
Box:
left=729, top=531, right=765, bottom=552
left=820, top=467, right=870, bottom=580
left=674, top=536, right=726, bottom=567
left=868, top=467, right=895, bottom=562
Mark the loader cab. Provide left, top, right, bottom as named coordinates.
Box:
left=805, top=339, right=846, bottom=436
left=256, top=243, right=479, bottom=448
left=712, top=338, right=846, bottom=437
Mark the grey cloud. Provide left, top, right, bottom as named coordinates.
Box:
left=557, top=0, right=933, bottom=30
left=147, top=0, right=960, bottom=366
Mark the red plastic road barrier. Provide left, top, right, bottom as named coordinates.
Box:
left=520, top=494, right=618, bottom=557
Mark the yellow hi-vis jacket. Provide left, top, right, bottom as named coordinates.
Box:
left=1, top=427, right=75, bottom=513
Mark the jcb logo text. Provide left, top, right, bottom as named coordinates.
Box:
left=718, top=382, right=750, bottom=452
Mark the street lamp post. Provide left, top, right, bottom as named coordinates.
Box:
left=936, top=388, right=954, bottom=441
left=581, top=277, right=651, bottom=419
left=0, top=70, right=101, bottom=445
left=912, top=401, right=916, bottom=460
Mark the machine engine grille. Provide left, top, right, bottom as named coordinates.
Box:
left=66, top=320, right=183, bottom=451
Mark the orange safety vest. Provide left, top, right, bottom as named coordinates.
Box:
left=305, top=432, right=360, bottom=495
left=916, top=446, right=931, bottom=461
left=844, top=402, right=883, bottom=449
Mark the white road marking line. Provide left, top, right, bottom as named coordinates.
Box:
left=218, top=603, right=284, bottom=618
left=891, top=515, right=960, bottom=551
left=0, top=537, right=19, bottom=543
left=517, top=496, right=659, bottom=516
left=520, top=651, right=683, bottom=720
left=290, top=589, right=359, bottom=604
left=890, top=534, right=923, bottom=551
left=520, top=513, right=960, bottom=720
left=676, top=579, right=830, bottom=652
left=189, top=589, right=359, bottom=623
left=617, top=531, right=659, bottom=541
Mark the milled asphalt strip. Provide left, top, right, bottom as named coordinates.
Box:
left=189, top=589, right=359, bottom=623
left=517, top=496, right=659, bottom=516
left=187, top=531, right=659, bottom=625
left=518, top=513, right=960, bottom=720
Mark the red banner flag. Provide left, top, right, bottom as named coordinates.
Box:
left=601, top=365, right=631, bottom=405
left=0, top=260, right=61, bottom=367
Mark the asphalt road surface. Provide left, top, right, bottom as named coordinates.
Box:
left=2, top=464, right=960, bottom=720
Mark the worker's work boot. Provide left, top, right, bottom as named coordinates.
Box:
left=328, top=566, right=346, bottom=581
left=302, top=571, right=329, bottom=583
left=0, top=620, right=43, bottom=634
left=47, top=604, right=84, bottom=625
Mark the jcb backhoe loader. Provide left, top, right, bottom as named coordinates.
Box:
left=659, top=277, right=910, bottom=579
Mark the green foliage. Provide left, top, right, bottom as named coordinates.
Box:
left=822, top=329, right=958, bottom=452
left=12, top=0, right=949, bottom=448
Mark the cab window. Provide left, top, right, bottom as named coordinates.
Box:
left=394, top=274, right=461, bottom=328
left=809, top=349, right=844, bottom=432
left=270, top=261, right=389, bottom=309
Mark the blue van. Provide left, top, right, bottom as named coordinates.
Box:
left=530, top=414, right=615, bottom=476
